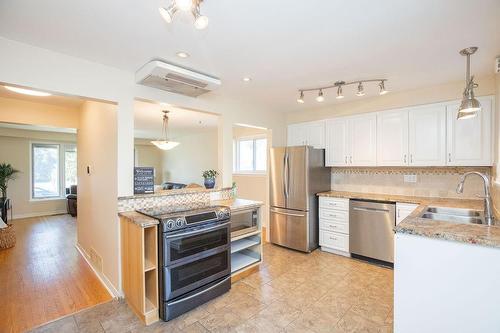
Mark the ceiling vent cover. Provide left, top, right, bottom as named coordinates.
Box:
left=136, top=60, right=221, bottom=97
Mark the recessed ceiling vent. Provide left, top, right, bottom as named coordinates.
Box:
left=136, top=60, right=221, bottom=97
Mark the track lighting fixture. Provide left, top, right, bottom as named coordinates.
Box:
left=457, top=47, right=481, bottom=120
left=316, top=90, right=325, bottom=102
left=297, top=91, right=305, bottom=103
left=356, top=82, right=365, bottom=97
left=336, top=86, right=344, bottom=99
left=159, top=0, right=208, bottom=30
left=296, top=79, right=388, bottom=104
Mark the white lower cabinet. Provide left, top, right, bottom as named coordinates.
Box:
left=396, top=202, right=418, bottom=225
left=319, top=197, right=350, bottom=256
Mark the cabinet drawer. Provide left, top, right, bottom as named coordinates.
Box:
left=320, top=231, right=349, bottom=252
left=319, top=197, right=349, bottom=211
left=320, top=209, right=348, bottom=221
left=319, top=220, right=349, bottom=234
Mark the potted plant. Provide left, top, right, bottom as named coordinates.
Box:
left=202, top=169, right=219, bottom=189
left=0, top=163, right=19, bottom=250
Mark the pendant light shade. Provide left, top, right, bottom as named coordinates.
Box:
left=457, top=47, right=481, bottom=120
left=151, top=110, right=180, bottom=150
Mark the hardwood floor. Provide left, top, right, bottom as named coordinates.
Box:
left=0, top=214, right=112, bottom=333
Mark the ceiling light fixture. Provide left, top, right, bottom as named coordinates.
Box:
left=159, top=0, right=208, bottom=30
left=151, top=110, right=180, bottom=150
left=457, top=47, right=481, bottom=120
left=296, top=79, right=388, bottom=104
left=176, top=51, right=190, bottom=58
left=316, top=89, right=325, bottom=102
left=336, top=85, right=344, bottom=99
left=297, top=91, right=305, bottom=103
left=4, top=86, right=52, bottom=97
left=379, top=80, right=389, bottom=95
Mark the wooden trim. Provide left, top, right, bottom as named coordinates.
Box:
left=231, top=264, right=260, bottom=283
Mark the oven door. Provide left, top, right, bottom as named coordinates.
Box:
left=162, top=248, right=230, bottom=300
left=163, top=221, right=230, bottom=266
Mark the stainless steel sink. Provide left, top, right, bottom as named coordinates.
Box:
left=419, top=206, right=485, bottom=225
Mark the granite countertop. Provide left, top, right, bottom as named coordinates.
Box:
left=317, top=190, right=500, bottom=249
left=119, top=198, right=263, bottom=228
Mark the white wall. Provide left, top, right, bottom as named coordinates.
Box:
left=0, top=37, right=286, bottom=294
left=163, top=129, right=218, bottom=185
left=0, top=128, right=76, bottom=219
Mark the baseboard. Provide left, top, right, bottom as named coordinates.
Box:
left=320, top=246, right=351, bottom=257
left=12, top=210, right=68, bottom=220
left=75, top=242, right=122, bottom=299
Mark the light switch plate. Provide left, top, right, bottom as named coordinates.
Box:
left=404, top=174, right=417, bottom=183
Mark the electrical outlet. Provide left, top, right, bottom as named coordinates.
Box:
left=404, top=174, right=417, bottom=183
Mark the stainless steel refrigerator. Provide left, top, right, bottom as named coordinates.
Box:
left=269, top=146, right=331, bottom=252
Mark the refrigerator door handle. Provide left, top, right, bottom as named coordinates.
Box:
left=270, top=209, right=306, bottom=217
left=283, top=153, right=289, bottom=198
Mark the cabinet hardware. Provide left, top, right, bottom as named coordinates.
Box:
left=329, top=237, right=337, bottom=240
left=350, top=156, right=352, bottom=164
left=404, top=154, right=407, bottom=164
left=410, top=154, right=413, bottom=164
left=345, top=156, right=347, bottom=164
left=448, top=153, right=451, bottom=162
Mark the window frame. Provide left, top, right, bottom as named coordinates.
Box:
left=30, top=142, right=77, bottom=201
left=233, top=135, right=267, bottom=175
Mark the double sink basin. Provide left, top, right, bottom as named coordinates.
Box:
left=419, top=206, right=485, bottom=225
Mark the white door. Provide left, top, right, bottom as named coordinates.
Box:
left=306, top=120, right=326, bottom=149
left=348, top=114, right=377, bottom=166
left=325, top=118, right=349, bottom=166
left=408, top=106, right=446, bottom=166
left=446, top=97, right=492, bottom=166
left=287, top=124, right=306, bottom=146
left=377, top=109, right=409, bottom=166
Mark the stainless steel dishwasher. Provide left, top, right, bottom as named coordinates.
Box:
left=349, top=199, right=396, bottom=264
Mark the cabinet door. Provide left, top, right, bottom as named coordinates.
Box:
left=325, top=118, right=349, bottom=166
left=306, top=121, right=326, bottom=149
left=348, top=114, right=377, bottom=166
left=377, top=110, right=409, bottom=166
left=287, top=124, right=306, bottom=146
left=396, top=203, right=418, bottom=225
left=446, top=97, right=492, bottom=166
left=408, top=106, right=446, bottom=166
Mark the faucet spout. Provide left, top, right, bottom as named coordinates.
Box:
left=456, top=171, right=494, bottom=226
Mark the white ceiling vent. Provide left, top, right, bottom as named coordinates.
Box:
left=136, top=60, right=221, bottom=97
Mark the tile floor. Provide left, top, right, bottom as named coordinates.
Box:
left=31, top=243, right=394, bottom=333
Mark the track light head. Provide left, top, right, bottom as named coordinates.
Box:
left=316, top=90, right=325, bottom=102
left=379, top=80, right=389, bottom=95
left=336, top=86, right=344, bottom=99
left=297, top=91, right=305, bottom=104
left=159, top=5, right=176, bottom=23
left=356, top=82, right=365, bottom=97
left=176, top=0, right=194, bottom=11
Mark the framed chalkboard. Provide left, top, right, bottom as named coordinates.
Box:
left=134, top=167, right=155, bottom=194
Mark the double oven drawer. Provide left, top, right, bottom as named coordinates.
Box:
left=160, top=221, right=231, bottom=301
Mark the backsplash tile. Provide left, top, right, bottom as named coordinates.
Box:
left=331, top=167, right=491, bottom=199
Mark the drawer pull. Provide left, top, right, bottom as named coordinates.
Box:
left=329, top=237, right=337, bottom=241
left=329, top=225, right=337, bottom=228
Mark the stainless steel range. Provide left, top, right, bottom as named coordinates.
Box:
left=137, top=205, right=231, bottom=321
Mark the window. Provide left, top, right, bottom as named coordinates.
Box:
left=31, top=143, right=77, bottom=200
left=233, top=136, right=267, bottom=173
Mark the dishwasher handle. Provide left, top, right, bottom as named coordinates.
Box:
left=352, top=206, right=390, bottom=214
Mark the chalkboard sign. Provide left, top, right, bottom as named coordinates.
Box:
left=134, top=167, right=155, bottom=194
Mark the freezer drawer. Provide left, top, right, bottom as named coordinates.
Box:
left=270, top=207, right=312, bottom=252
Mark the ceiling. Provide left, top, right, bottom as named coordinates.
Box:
left=0, top=0, right=499, bottom=113
left=134, top=100, right=218, bottom=139
left=0, top=85, right=84, bottom=109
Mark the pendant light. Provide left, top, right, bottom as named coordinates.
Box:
left=457, top=47, right=481, bottom=120
left=151, top=111, right=180, bottom=150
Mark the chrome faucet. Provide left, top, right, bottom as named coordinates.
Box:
left=456, top=171, right=494, bottom=226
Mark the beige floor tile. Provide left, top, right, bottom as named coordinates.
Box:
left=251, top=299, right=302, bottom=329
left=197, top=310, right=244, bottom=332
left=337, top=310, right=389, bottom=333
left=350, top=295, right=392, bottom=325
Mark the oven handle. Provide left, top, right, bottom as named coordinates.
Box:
left=168, top=276, right=231, bottom=306
left=165, top=221, right=230, bottom=239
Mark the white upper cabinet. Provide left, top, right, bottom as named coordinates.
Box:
left=349, top=114, right=377, bottom=166
left=287, top=120, right=325, bottom=149
left=408, top=105, right=447, bottom=166
left=377, top=109, right=409, bottom=166
left=325, top=114, right=377, bottom=167
left=326, top=118, right=349, bottom=166
left=446, top=97, right=492, bottom=166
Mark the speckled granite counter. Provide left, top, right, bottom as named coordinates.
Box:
left=317, top=190, right=500, bottom=249
left=119, top=198, right=262, bottom=228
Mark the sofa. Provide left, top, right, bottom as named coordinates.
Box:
left=162, top=182, right=187, bottom=190
left=66, top=185, right=77, bottom=217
